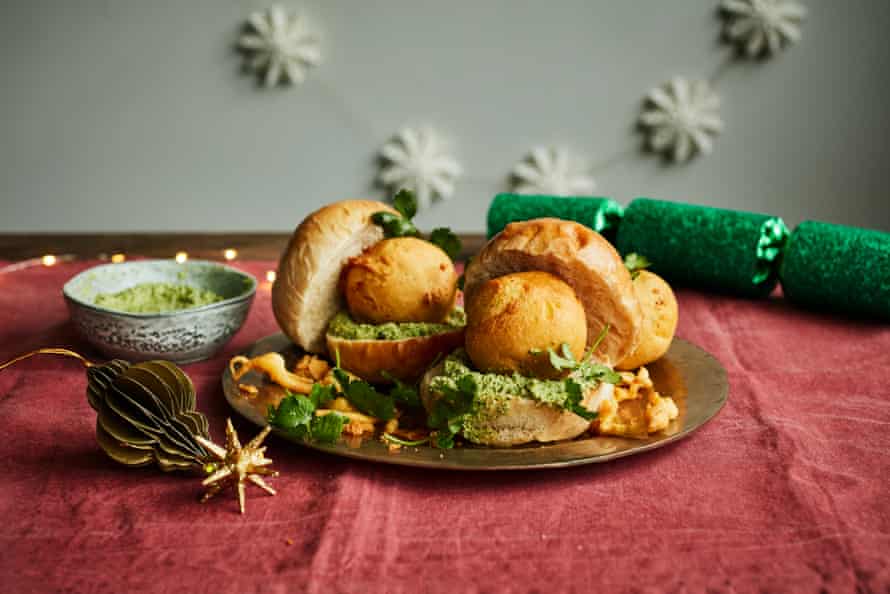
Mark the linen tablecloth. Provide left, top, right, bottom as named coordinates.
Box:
left=1, top=260, right=888, bottom=594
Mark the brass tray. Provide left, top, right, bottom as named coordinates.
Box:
left=222, top=334, right=728, bottom=470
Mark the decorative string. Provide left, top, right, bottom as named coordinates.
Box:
left=0, top=348, right=94, bottom=372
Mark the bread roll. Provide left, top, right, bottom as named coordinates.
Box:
left=327, top=328, right=465, bottom=384
left=464, top=218, right=642, bottom=366
left=617, top=270, right=678, bottom=370
left=272, top=200, right=397, bottom=353
left=420, top=359, right=615, bottom=447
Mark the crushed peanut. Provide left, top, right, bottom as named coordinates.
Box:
left=593, top=366, right=678, bottom=438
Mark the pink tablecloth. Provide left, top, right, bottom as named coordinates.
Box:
left=0, top=260, right=888, bottom=594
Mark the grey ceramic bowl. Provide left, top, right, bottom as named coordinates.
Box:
left=63, top=259, right=257, bottom=364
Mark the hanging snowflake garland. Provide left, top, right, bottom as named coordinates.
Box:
left=238, top=5, right=321, bottom=88
left=720, top=0, right=806, bottom=58
left=378, top=127, right=462, bottom=209
left=639, top=77, right=723, bottom=163
left=510, top=147, right=596, bottom=196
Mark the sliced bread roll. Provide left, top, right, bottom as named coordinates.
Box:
left=420, top=359, right=615, bottom=447
left=328, top=329, right=465, bottom=384
left=464, top=218, right=642, bottom=366
left=272, top=200, right=397, bottom=353
left=616, top=270, right=678, bottom=370
left=272, top=199, right=465, bottom=382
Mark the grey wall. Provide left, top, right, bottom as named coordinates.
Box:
left=2, top=0, right=888, bottom=233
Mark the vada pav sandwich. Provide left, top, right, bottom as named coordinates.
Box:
left=420, top=218, right=680, bottom=447
left=272, top=198, right=465, bottom=383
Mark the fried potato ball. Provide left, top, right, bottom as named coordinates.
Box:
left=616, top=270, right=678, bottom=370
left=343, top=237, right=457, bottom=324
left=465, top=271, right=587, bottom=379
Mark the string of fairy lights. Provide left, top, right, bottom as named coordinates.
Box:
left=0, top=250, right=278, bottom=285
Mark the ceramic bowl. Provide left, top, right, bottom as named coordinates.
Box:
left=63, top=260, right=257, bottom=364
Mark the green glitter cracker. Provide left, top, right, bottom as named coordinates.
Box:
left=780, top=221, right=890, bottom=320
left=615, top=198, right=788, bottom=297
left=486, top=194, right=624, bottom=241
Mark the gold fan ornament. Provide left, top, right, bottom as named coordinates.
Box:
left=0, top=348, right=279, bottom=513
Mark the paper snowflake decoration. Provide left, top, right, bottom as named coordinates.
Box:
left=639, top=77, right=723, bottom=163
left=511, top=147, right=596, bottom=196
left=238, top=5, right=321, bottom=88
left=378, top=127, right=462, bottom=209
left=720, top=0, right=806, bottom=58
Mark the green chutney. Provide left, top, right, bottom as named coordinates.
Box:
left=94, top=282, right=224, bottom=314
left=429, top=350, right=610, bottom=443
left=327, top=308, right=466, bottom=341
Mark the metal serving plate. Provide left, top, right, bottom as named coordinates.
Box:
left=222, top=334, right=728, bottom=470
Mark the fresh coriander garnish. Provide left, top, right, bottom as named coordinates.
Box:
left=382, top=433, right=430, bottom=447
left=267, top=391, right=349, bottom=443
left=392, top=188, right=418, bottom=219
left=529, top=324, right=621, bottom=385
left=371, top=189, right=462, bottom=260
left=333, top=368, right=396, bottom=421
left=380, top=371, right=422, bottom=409
left=564, top=380, right=598, bottom=421
left=548, top=343, right=580, bottom=371
left=310, top=412, right=349, bottom=443
left=623, top=252, right=652, bottom=280
left=428, top=227, right=461, bottom=260
left=427, top=375, right=477, bottom=449
left=308, top=382, right=335, bottom=409
left=588, top=323, right=611, bottom=355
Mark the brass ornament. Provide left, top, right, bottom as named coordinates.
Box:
left=195, top=419, right=278, bottom=514
left=0, top=348, right=211, bottom=472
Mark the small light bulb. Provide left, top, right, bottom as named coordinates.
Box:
left=111, top=253, right=126, bottom=264
left=175, top=252, right=188, bottom=264
left=42, top=255, right=57, bottom=266
left=266, top=270, right=277, bottom=283
left=224, top=249, right=237, bottom=261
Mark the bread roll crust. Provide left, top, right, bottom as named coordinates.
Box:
left=617, top=270, right=678, bottom=370
left=327, top=329, right=465, bottom=384
left=272, top=199, right=398, bottom=353
left=464, top=218, right=642, bottom=366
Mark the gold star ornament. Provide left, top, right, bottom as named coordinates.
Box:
left=195, top=419, right=278, bottom=514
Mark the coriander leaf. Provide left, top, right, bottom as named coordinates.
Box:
left=432, top=430, right=455, bottom=449
left=564, top=379, right=598, bottom=421
left=393, top=189, right=418, bottom=219
left=382, top=433, right=430, bottom=447
left=574, top=362, right=621, bottom=385
left=381, top=371, right=422, bottom=408
left=334, top=368, right=396, bottom=420
left=585, top=324, right=611, bottom=361
left=268, top=394, right=314, bottom=431
left=310, top=412, right=348, bottom=443
left=547, top=342, right=579, bottom=371
left=428, top=227, right=462, bottom=261
left=372, top=211, right=401, bottom=227
left=624, top=252, right=652, bottom=280
left=309, top=383, right=335, bottom=409
left=371, top=211, right=419, bottom=239
left=427, top=375, right=477, bottom=449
